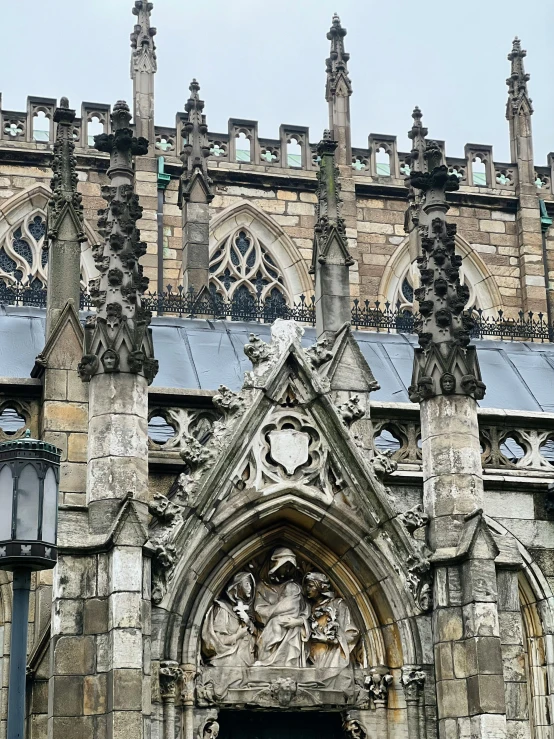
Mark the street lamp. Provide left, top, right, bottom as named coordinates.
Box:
left=0, top=432, right=61, bottom=739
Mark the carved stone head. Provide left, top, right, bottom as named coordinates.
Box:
left=101, top=348, right=120, bottom=372
left=343, top=719, right=366, bottom=739
left=225, top=571, right=255, bottom=606
left=303, top=571, right=333, bottom=602
left=268, top=547, right=297, bottom=583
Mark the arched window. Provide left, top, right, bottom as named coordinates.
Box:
left=0, top=212, right=47, bottom=288
left=209, top=227, right=292, bottom=305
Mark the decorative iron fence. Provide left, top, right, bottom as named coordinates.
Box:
left=0, top=281, right=552, bottom=342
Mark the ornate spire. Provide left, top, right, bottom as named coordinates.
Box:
left=408, top=142, right=485, bottom=403
left=47, top=97, right=85, bottom=245
left=506, top=37, right=533, bottom=118
left=179, top=79, right=214, bottom=206
left=130, top=1, right=157, bottom=74
left=407, top=106, right=429, bottom=173
left=325, top=14, right=352, bottom=101
left=79, top=101, right=158, bottom=384
left=313, top=130, right=353, bottom=270
left=312, top=130, right=353, bottom=337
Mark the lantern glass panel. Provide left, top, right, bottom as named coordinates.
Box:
left=42, top=468, right=57, bottom=544
left=15, top=464, right=40, bottom=540
left=0, top=465, right=13, bottom=540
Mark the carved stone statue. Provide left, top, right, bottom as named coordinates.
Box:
left=343, top=719, right=367, bottom=739
left=254, top=548, right=310, bottom=667
left=303, top=572, right=359, bottom=669
left=201, top=571, right=256, bottom=666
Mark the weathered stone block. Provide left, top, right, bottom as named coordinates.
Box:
left=53, top=598, right=83, bottom=635
left=436, top=679, right=469, bottom=718
left=111, top=548, right=143, bottom=593
left=44, top=369, right=67, bottom=400
left=465, top=636, right=504, bottom=677
left=84, top=673, right=108, bottom=715
left=68, top=433, right=88, bottom=463
left=435, top=608, right=463, bottom=642
left=84, top=598, right=109, bottom=635
left=467, top=674, right=506, bottom=715
left=112, top=629, right=143, bottom=669
left=463, top=602, right=500, bottom=638
left=52, top=675, right=84, bottom=716
left=43, top=401, right=88, bottom=432
left=59, top=461, right=86, bottom=494
left=109, top=592, right=141, bottom=629
left=50, top=716, right=94, bottom=738
left=53, top=635, right=95, bottom=675
left=108, top=668, right=143, bottom=712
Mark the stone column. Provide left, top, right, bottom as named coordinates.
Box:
left=312, top=131, right=354, bottom=340
left=130, top=0, right=156, bottom=145
left=401, top=666, right=425, bottom=739
left=366, top=667, right=393, bottom=739
left=159, top=661, right=182, bottom=739
left=506, top=38, right=546, bottom=314
left=409, top=142, right=507, bottom=739
left=180, top=664, right=196, bottom=739
left=54, top=99, right=158, bottom=739
left=178, top=80, right=214, bottom=297
left=44, top=97, right=86, bottom=339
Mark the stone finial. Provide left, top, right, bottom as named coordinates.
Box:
left=79, top=101, right=158, bottom=384
left=46, top=97, right=85, bottom=244
left=326, top=13, right=352, bottom=101
left=407, top=106, right=429, bottom=173
left=506, top=37, right=533, bottom=117
left=130, top=0, right=157, bottom=74
left=178, top=79, right=214, bottom=206
left=312, top=132, right=353, bottom=270
left=408, top=141, right=485, bottom=403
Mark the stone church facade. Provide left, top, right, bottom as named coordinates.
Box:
left=0, top=3, right=552, bottom=739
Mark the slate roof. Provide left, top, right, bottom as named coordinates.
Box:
left=2, top=306, right=554, bottom=413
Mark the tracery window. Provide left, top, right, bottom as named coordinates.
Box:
left=209, top=228, right=292, bottom=307
left=0, top=213, right=47, bottom=289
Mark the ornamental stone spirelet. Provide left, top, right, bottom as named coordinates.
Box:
left=79, top=100, right=158, bottom=384
left=407, top=138, right=485, bottom=403
left=46, top=97, right=85, bottom=244
left=179, top=79, right=214, bottom=207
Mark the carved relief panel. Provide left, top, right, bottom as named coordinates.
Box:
left=197, top=547, right=364, bottom=709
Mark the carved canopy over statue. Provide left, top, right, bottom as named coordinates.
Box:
left=199, top=547, right=361, bottom=706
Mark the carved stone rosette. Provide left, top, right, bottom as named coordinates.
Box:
left=408, top=142, right=485, bottom=403
left=46, top=98, right=85, bottom=244
left=80, top=100, right=158, bottom=384
left=179, top=79, right=214, bottom=206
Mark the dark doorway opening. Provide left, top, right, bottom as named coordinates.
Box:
left=218, top=710, right=343, bottom=739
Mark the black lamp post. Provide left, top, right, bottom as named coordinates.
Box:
left=0, top=432, right=61, bottom=739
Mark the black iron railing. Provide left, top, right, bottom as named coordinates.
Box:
left=0, top=281, right=552, bottom=342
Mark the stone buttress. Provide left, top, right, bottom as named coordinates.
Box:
left=178, top=79, right=214, bottom=298
left=47, top=99, right=158, bottom=739
left=409, top=133, right=509, bottom=738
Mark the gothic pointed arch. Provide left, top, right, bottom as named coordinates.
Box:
left=0, top=183, right=99, bottom=288
left=207, top=200, right=314, bottom=303
left=149, top=322, right=429, bottom=736
left=378, top=234, right=502, bottom=314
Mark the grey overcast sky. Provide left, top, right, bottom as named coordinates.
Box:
left=3, top=0, right=553, bottom=163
